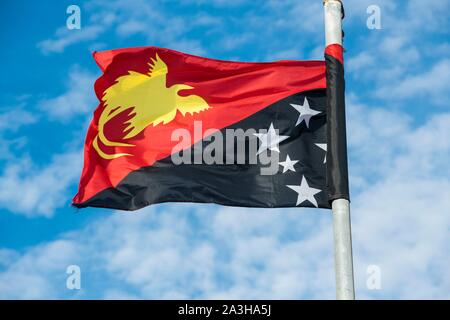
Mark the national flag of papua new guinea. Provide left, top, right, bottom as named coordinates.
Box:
left=73, top=45, right=349, bottom=210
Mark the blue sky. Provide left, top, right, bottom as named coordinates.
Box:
left=0, top=0, right=449, bottom=299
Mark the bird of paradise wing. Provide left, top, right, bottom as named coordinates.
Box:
left=93, top=53, right=210, bottom=159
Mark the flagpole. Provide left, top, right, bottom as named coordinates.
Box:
left=323, top=0, right=355, bottom=300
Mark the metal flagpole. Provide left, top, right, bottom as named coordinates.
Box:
left=332, top=199, right=354, bottom=299
left=323, top=0, right=355, bottom=300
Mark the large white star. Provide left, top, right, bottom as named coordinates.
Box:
left=254, top=123, right=289, bottom=155
left=315, top=143, right=327, bottom=163
left=290, top=97, right=322, bottom=128
left=286, top=175, right=322, bottom=207
left=279, top=154, right=299, bottom=173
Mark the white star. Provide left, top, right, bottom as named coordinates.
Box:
left=315, top=143, right=327, bottom=163
left=254, top=123, right=289, bottom=155
left=290, top=97, right=322, bottom=128
left=286, top=175, right=322, bottom=207
left=279, top=154, right=299, bottom=173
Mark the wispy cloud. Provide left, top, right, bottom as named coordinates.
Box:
left=0, top=240, right=79, bottom=298
left=38, top=0, right=210, bottom=56
left=0, top=150, right=82, bottom=217
left=0, top=205, right=335, bottom=299
left=39, top=66, right=97, bottom=121
left=376, top=59, right=450, bottom=105
left=0, top=107, right=37, bottom=160
left=0, top=109, right=37, bottom=132
left=38, top=26, right=106, bottom=55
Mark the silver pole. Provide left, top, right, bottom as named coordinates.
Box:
left=323, top=0, right=355, bottom=300
left=332, top=199, right=355, bottom=299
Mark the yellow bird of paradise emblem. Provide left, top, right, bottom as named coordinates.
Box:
left=93, top=54, right=210, bottom=159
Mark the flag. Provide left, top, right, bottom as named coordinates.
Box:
left=73, top=46, right=347, bottom=211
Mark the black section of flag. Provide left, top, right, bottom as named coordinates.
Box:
left=76, top=90, right=330, bottom=210
left=325, top=54, right=349, bottom=202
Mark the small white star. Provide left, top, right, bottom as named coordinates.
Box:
left=315, top=143, right=327, bottom=163
left=254, top=123, right=289, bottom=155
left=290, top=97, right=322, bottom=128
left=279, top=154, right=299, bottom=173
left=286, top=175, right=322, bottom=207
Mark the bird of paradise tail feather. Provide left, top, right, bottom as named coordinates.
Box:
left=93, top=53, right=210, bottom=159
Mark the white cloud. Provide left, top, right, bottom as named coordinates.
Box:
left=347, top=106, right=450, bottom=299
left=347, top=52, right=374, bottom=74
left=0, top=150, right=82, bottom=217
left=164, top=39, right=207, bottom=56
left=0, top=109, right=37, bottom=132
left=341, top=0, right=449, bottom=109
left=115, top=20, right=146, bottom=37
left=346, top=94, right=412, bottom=185
left=353, top=178, right=450, bottom=299
left=38, top=0, right=209, bottom=56
left=376, top=59, right=450, bottom=105
left=0, top=205, right=336, bottom=299
left=182, top=0, right=248, bottom=7
left=39, top=66, right=97, bottom=120
left=219, top=34, right=252, bottom=52
left=0, top=108, right=38, bottom=160
left=38, top=26, right=105, bottom=55
left=267, top=0, right=323, bottom=34
left=0, top=240, right=79, bottom=299
left=0, top=249, right=19, bottom=268
left=266, top=49, right=299, bottom=61
left=403, top=0, right=450, bottom=32
left=1, top=101, right=449, bottom=298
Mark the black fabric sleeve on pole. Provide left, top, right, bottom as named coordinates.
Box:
left=325, top=54, right=350, bottom=203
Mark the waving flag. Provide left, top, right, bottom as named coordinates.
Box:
left=73, top=46, right=347, bottom=211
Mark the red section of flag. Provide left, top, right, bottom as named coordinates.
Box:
left=73, top=47, right=326, bottom=205
left=325, top=44, right=344, bottom=65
